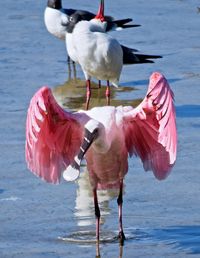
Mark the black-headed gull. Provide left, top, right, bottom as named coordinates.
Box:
left=44, top=0, right=139, bottom=40
left=44, top=0, right=141, bottom=81
left=63, top=0, right=162, bottom=109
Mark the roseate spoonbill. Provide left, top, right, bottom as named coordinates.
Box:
left=25, top=72, right=177, bottom=244
left=63, top=0, right=162, bottom=110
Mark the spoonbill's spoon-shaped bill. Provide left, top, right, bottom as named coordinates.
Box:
left=63, top=163, right=80, bottom=181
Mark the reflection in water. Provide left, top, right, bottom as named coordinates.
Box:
left=61, top=170, right=126, bottom=257
left=60, top=229, right=119, bottom=243
left=67, top=60, right=77, bottom=81
left=96, top=240, right=124, bottom=258
left=53, top=77, right=142, bottom=111
left=60, top=230, right=124, bottom=258
left=75, top=170, right=119, bottom=227
left=98, top=242, right=124, bottom=258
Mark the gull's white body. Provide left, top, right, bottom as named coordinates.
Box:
left=44, top=1, right=136, bottom=46
left=44, top=7, right=66, bottom=40
left=71, top=20, right=123, bottom=86
left=66, top=33, right=78, bottom=62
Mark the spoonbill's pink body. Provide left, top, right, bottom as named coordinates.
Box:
left=25, top=72, right=177, bottom=243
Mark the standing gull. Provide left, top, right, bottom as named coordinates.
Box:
left=44, top=0, right=139, bottom=40
left=44, top=0, right=140, bottom=81
left=64, top=0, right=162, bottom=109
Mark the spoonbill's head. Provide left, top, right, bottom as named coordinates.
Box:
left=84, top=119, right=112, bottom=154
left=85, top=107, right=121, bottom=154
left=63, top=119, right=100, bottom=182
left=84, top=119, right=100, bottom=142
left=47, top=0, right=62, bottom=10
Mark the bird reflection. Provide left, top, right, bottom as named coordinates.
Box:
left=95, top=240, right=124, bottom=258
left=119, top=244, right=123, bottom=258
left=67, top=58, right=77, bottom=81
left=75, top=169, right=119, bottom=227
left=52, top=77, right=141, bottom=111
left=73, top=170, right=125, bottom=258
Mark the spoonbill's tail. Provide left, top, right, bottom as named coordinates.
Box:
left=63, top=120, right=99, bottom=181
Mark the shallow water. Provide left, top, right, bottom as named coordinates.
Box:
left=0, top=0, right=200, bottom=257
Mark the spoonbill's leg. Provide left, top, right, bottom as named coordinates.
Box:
left=117, top=180, right=126, bottom=245
left=93, top=188, right=101, bottom=242
left=98, top=80, right=101, bottom=89
left=85, top=79, right=91, bottom=110
left=106, top=80, right=110, bottom=106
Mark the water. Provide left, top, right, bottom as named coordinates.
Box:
left=0, top=0, right=200, bottom=257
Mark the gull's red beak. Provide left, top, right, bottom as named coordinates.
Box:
left=95, top=0, right=105, bottom=22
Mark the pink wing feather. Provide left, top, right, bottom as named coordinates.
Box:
left=25, top=86, right=83, bottom=184
left=124, top=72, right=177, bottom=180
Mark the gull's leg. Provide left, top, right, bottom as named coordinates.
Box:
left=106, top=80, right=110, bottom=106
left=98, top=80, right=101, bottom=89
left=85, top=79, right=91, bottom=110
left=117, top=180, right=126, bottom=245
left=72, top=61, right=77, bottom=80
left=67, top=55, right=72, bottom=81
left=93, top=188, right=101, bottom=243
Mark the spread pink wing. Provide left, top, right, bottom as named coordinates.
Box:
left=25, top=86, right=83, bottom=184
left=123, top=72, right=177, bottom=180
